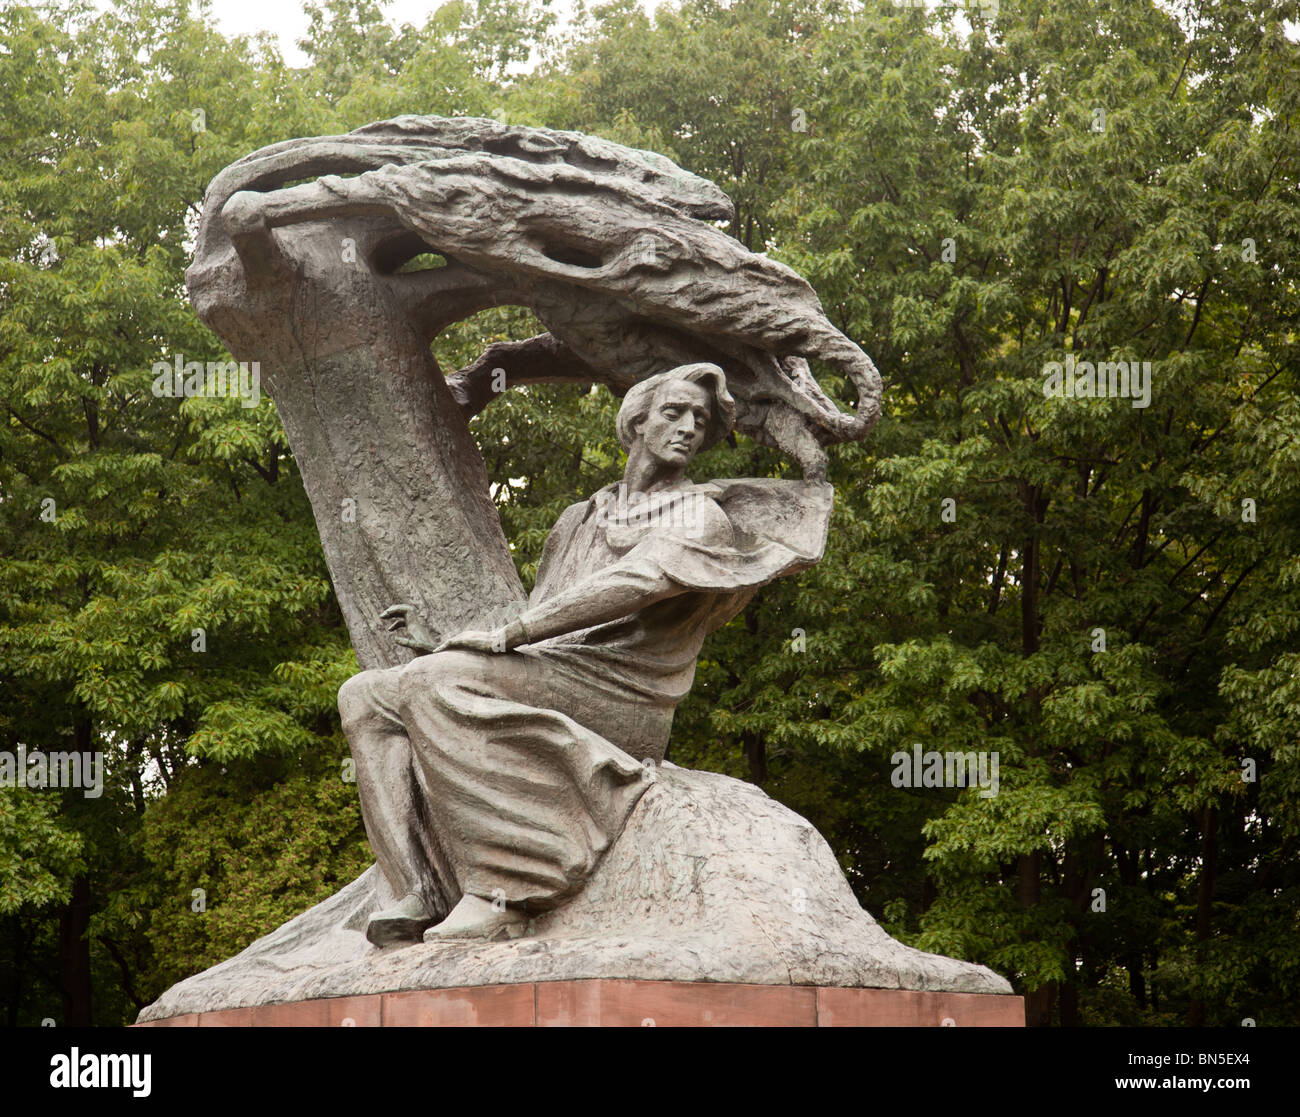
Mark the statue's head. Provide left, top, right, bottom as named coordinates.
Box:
left=616, top=363, right=736, bottom=467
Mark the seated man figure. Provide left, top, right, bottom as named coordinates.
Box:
left=338, top=361, right=831, bottom=944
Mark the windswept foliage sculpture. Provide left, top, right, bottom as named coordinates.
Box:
left=187, top=116, right=881, bottom=668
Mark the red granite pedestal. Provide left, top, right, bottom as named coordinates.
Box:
left=137, top=980, right=1024, bottom=1027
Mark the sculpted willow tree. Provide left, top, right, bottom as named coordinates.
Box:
left=186, top=115, right=882, bottom=671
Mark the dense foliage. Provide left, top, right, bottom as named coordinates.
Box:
left=2, top=0, right=1297, bottom=1026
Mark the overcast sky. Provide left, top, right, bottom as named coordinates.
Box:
left=182, top=0, right=635, bottom=67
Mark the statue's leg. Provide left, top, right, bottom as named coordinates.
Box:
left=394, top=649, right=650, bottom=939
left=338, top=667, right=460, bottom=941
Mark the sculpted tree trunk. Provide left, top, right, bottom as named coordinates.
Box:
left=188, top=212, right=525, bottom=669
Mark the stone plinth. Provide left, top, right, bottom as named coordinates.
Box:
left=138, top=768, right=1015, bottom=1024
left=137, top=980, right=1024, bottom=1027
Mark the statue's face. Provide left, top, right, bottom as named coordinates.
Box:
left=637, top=379, right=713, bottom=467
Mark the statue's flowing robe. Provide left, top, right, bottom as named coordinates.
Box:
left=340, top=479, right=832, bottom=914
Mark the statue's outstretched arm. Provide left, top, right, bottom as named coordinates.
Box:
left=505, top=550, right=684, bottom=648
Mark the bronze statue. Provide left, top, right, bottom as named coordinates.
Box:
left=139, top=117, right=1013, bottom=1021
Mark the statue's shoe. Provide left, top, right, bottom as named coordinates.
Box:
left=365, top=893, right=435, bottom=946
left=422, top=895, right=528, bottom=942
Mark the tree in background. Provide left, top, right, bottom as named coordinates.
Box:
left=704, top=0, right=1300, bottom=1025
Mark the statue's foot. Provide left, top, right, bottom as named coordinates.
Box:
left=365, top=892, right=435, bottom=946
left=422, top=894, right=528, bottom=943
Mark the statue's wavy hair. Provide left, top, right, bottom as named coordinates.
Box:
left=615, top=363, right=736, bottom=454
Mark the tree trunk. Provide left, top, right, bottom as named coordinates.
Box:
left=742, top=730, right=767, bottom=784
left=1188, top=805, right=1217, bottom=1027
left=1058, top=979, right=1079, bottom=1027
left=59, top=875, right=91, bottom=1026
left=1019, top=850, right=1053, bottom=1026
left=1017, top=483, right=1051, bottom=1025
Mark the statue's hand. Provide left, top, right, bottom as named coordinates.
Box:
left=381, top=604, right=441, bottom=654
left=432, top=628, right=510, bottom=655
